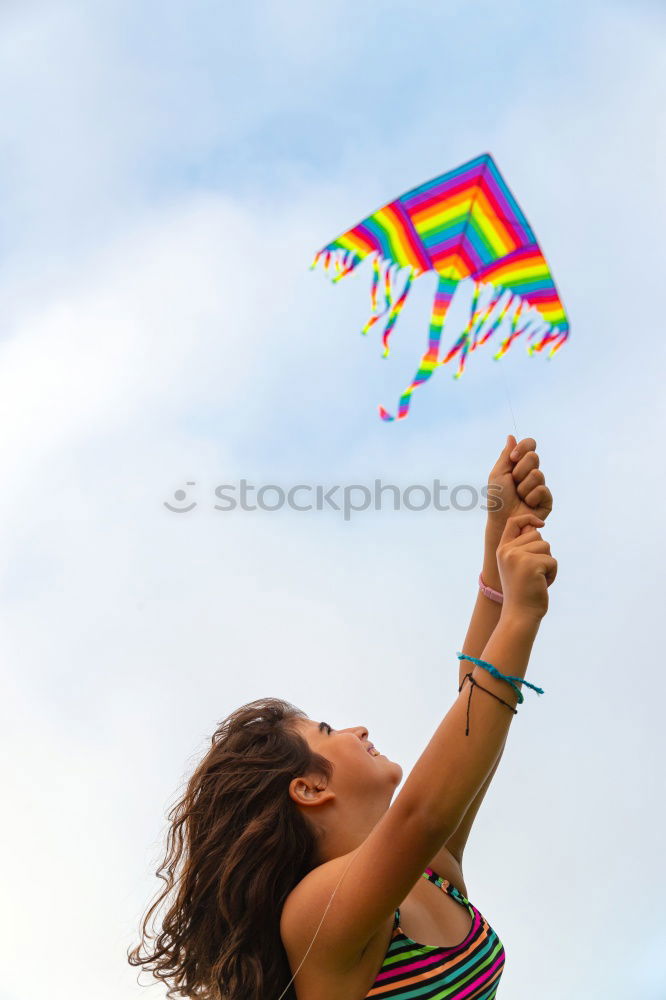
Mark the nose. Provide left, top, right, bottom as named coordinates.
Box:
left=341, top=725, right=371, bottom=743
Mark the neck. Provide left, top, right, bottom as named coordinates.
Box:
left=314, top=809, right=384, bottom=865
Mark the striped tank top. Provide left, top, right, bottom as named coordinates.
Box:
left=365, top=867, right=505, bottom=998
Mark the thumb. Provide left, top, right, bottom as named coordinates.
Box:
left=493, top=434, right=517, bottom=475
left=504, top=434, right=517, bottom=456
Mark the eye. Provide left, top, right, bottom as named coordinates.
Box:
left=319, top=721, right=333, bottom=735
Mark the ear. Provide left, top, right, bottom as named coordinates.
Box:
left=289, top=776, right=336, bottom=808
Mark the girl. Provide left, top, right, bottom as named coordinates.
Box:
left=129, top=433, right=556, bottom=1000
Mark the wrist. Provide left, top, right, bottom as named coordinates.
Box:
left=478, top=571, right=503, bottom=604
left=498, top=605, right=543, bottom=636
left=481, top=539, right=502, bottom=593
left=485, top=518, right=504, bottom=548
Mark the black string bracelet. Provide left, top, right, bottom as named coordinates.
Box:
left=458, top=671, right=518, bottom=736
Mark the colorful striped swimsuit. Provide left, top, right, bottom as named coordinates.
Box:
left=365, top=867, right=505, bottom=998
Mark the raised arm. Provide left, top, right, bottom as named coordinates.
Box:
left=444, top=435, right=554, bottom=863
left=405, top=511, right=557, bottom=840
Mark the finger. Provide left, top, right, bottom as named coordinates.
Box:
left=543, top=556, right=558, bottom=586
left=517, top=539, right=552, bottom=555
left=509, top=437, right=536, bottom=463
left=546, top=556, right=557, bottom=587
left=512, top=449, right=540, bottom=482
left=517, top=552, right=557, bottom=585
left=499, top=513, right=545, bottom=545
left=509, top=527, right=544, bottom=547
left=516, top=468, right=545, bottom=500
left=527, top=553, right=558, bottom=587
left=524, top=484, right=552, bottom=512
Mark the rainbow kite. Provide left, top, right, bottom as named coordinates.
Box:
left=311, top=153, right=570, bottom=421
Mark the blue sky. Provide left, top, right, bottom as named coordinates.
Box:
left=1, top=2, right=665, bottom=998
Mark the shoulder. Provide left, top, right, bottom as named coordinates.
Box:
left=280, top=851, right=368, bottom=976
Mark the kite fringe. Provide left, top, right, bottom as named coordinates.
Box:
left=380, top=266, right=415, bottom=357
left=361, top=256, right=396, bottom=338
left=313, top=248, right=419, bottom=354
left=312, top=252, right=569, bottom=420
left=466, top=282, right=568, bottom=365
left=310, top=247, right=362, bottom=282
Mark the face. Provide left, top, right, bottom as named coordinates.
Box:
left=288, top=718, right=403, bottom=819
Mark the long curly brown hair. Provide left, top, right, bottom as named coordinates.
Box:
left=128, top=696, right=334, bottom=1000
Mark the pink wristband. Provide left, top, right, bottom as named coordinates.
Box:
left=478, top=573, right=503, bottom=603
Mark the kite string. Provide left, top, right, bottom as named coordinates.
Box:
left=470, top=283, right=519, bottom=440
left=497, top=359, right=519, bottom=440
left=481, top=285, right=519, bottom=440
left=276, top=849, right=362, bottom=1000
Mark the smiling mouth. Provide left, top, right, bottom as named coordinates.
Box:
left=368, top=747, right=381, bottom=756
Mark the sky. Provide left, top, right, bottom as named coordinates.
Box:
left=0, top=1, right=664, bottom=997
